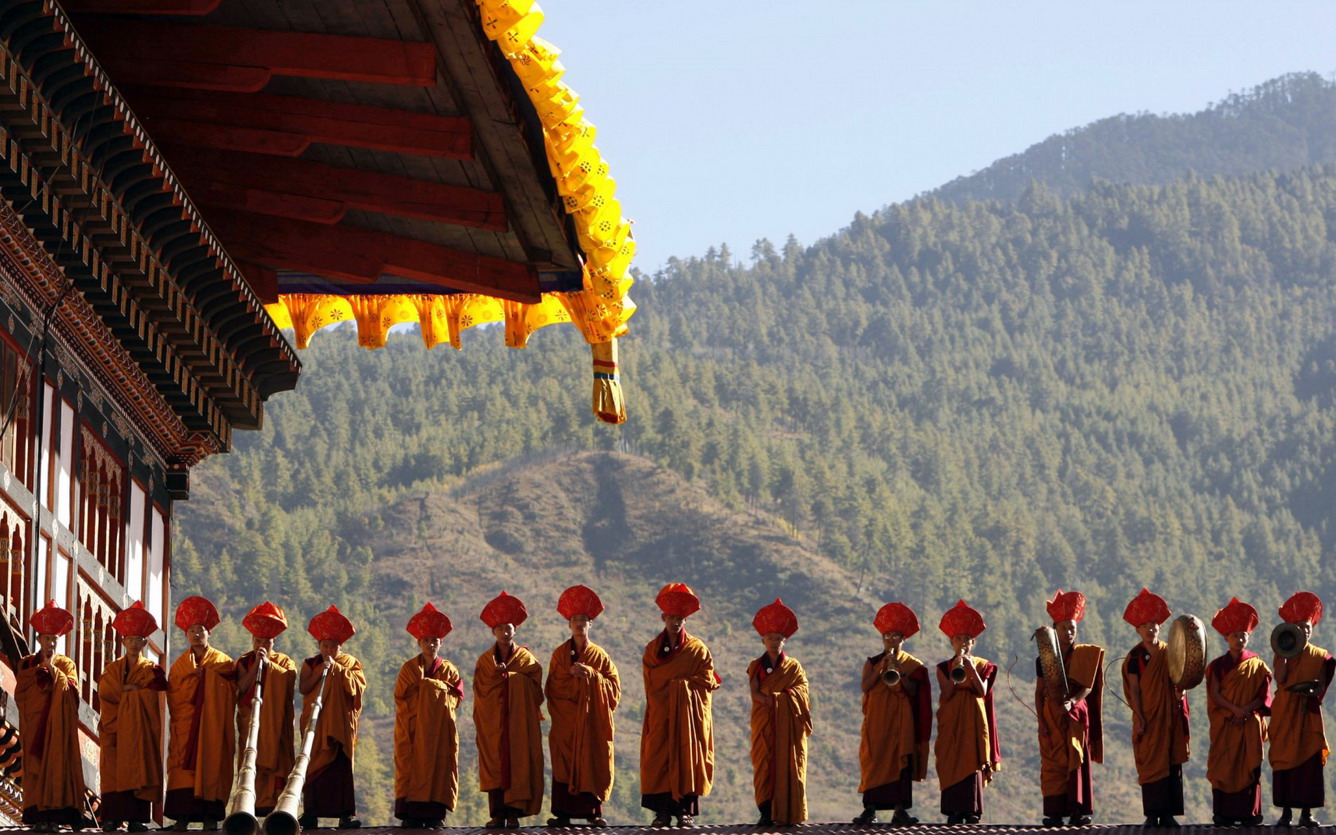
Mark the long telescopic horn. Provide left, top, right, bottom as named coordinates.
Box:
left=224, top=656, right=268, bottom=835
left=264, top=663, right=332, bottom=835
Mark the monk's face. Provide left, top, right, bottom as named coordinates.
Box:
left=762, top=632, right=786, bottom=656
left=950, top=634, right=975, bottom=656
left=1055, top=619, right=1077, bottom=649
left=417, top=637, right=441, bottom=659
left=187, top=624, right=210, bottom=649
left=36, top=634, right=58, bottom=658
left=662, top=613, right=686, bottom=635
left=1227, top=630, right=1250, bottom=655
left=121, top=635, right=147, bottom=657
left=252, top=636, right=275, bottom=654
left=1136, top=622, right=1160, bottom=647
left=319, top=639, right=342, bottom=659
left=492, top=623, right=515, bottom=648
left=881, top=631, right=904, bottom=654
left=568, top=614, right=591, bottom=641
left=1290, top=620, right=1314, bottom=640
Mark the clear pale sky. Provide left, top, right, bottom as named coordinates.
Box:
left=537, top=2, right=1336, bottom=273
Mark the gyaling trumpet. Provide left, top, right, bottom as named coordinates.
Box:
left=950, top=650, right=969, bottom=683
left=881, top=656, right=902, bottom=688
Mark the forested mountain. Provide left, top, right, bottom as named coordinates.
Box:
left=935, top=72, right=1336, bottom=204
left=175, top=78, right=1336, bottom=824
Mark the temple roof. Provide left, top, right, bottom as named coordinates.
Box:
left=59, top=0, right=636, bottom=422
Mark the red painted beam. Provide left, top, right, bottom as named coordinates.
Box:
left=124, top=88, right=471, bottom=159
left=63, top=0, right=221, bottom=13
left=82, top=21, right=437, bottom=86
left=165, top=146, right=506, bottom=230
left=98, top=59, right=270, bottom=93
left=204, top=210, right=540, bottom=302
left=144, top=118, right=310, bottom=156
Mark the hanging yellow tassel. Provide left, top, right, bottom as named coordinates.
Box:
left=591, top=338, right=625, bottom=424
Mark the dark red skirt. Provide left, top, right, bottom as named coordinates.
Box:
left=100, top=789, right=153, bottom=823
left=862, top=764, right=914, bottom=810
left=303, top=750, right=356, bottom=818
left=551, top=780, right=602, bottom=818
left=1273, top=751, right=1325, bottom=808
left=1140, top=764, right=1184, bottom=817
left=1213, top=768, right=1262, bottom=819
left=941, top=773, right=984, bottom=818
left=1043, top=755, right=1093, bottom=817
left=164, top=788, right=225, bottom=823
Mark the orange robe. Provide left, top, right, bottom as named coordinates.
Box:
left=300, top=652, right=366, bottom=817
left=640, top=631, right=720, bottom=808
left=16, top=654, right=87, bottom=824
left=1206, top=651, right=1271, bottom=811
left=1038, top=643, right=1104, bottom=814
left=748, top=653, right=812, bottom=825
left=98, top=655, right=167, bottom=819
left=934, top=657, right=1000, bottom=795
left=545, top=640, right=620, bottom=808
left=861, top=651, right=932, bottom=796
left=235, top=651, right=296, bottom=814
left=1121, top=641, right=1189, bottom=785
left=1269, top=643, right=1333, bottom=771
left=394, top=655, right=464, bottom=816
left=473, top=644, right=545, bottom=817
left=166, top=647, right=236, bottom=820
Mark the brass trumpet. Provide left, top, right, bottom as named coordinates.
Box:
left=881, top=656, right=902, bottom=688
left=224, top=655, right=269, bottom=835
left=1272, top=623, right=1307, bottom=660
left=950, top=662, right=968, bottom=684
left=265, top=662, right=331, bottom=835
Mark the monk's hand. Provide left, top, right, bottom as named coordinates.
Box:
left=256, top=647, right=269, bottom=661
left=1062, top=698, right=1075, bottom=713
left=1133, top=713, right=1145, bottom=738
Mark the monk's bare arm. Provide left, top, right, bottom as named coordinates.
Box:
left=962, top=658, right=985, bottom=696
left=299, top=660, right=323, bottom=696
left=1126, top=668, right=1145, bottom=735
left=861, top=660, right=880, bottom=694
left=236, top=655, right=263, bottom=693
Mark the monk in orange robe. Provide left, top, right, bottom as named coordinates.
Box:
left=1269, top=592, right=1334, bottom=827
left=298, top=606, right=366, bottom=829
left=641, top=582, right=721, bottom=827
left=1120, top=589, right=1189, bottom=827
left=934, top=600, right=1000, bottom=825
left=1206, top=597, right=1272, bottom=826
left=394, top=603, right=464, bottom=827
left=98, top=602, right=167, bottom=832
left=1035, top=589, right=1104, bottom=826
left=16, top=601, right=86, bottom=832
left=748, top=599, right=812, bottom=826
left=474, top=592, right=545, bottom=829
left=545, top=585, right=620, bottom=827
left=165, top=595, right=236, bottom=830
left=234, top=602, right=296, bottom=817
left=855, top=602, right=933, bottom=826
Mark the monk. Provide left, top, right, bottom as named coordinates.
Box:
left=166, top=595, right=236, bottom=830
left=545, top=585, right=620, bottom=827
left=854, top=602, right=932, bottom=826
left=474, top=592, right=544, bottom=829
left=641, top=582, right=721, bottom=827
left=394, top=603, right=465, bottom=828
left=98, top=601, right=167, bottom=832
left=298, top=606, right=366, bottom=830
left=934, top=600, right=1000, bottom=825
left=1269, top=592, right=1334, bottom=828
left=748, top=599, right=812, bottom=826
left=16, top=601, right=87, bottom=832
left=1035, top=589, right=1104, bottom=826
left=1205, top=597, right=1272, bottom=826
left=234, top=602, right=296, bottom=817
left=1120, top=589, right=1189, bottom=827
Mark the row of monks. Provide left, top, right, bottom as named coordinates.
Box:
left=10, top=584, right=1333, bottom=831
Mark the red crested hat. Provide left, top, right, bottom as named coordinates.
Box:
left=1279, top=592, right=1323, bottom=627
left=655, top=582, right=700, bottom=617
left=1046, top=589, right=1087, bottom=624
left=557, top=585, right=604, bottom=621
left=1211, top=597, right=1259, bottom=636
left=242, top=602, right=289, bottom=639
left=873, top=602, right=919, bottom=639
left=174, top=595, right=220, bottom=632
left=308, top=605, right=355, bottom=643
left=939, top=600, right=986, bottom=639
left=30, top=600, right=73, bottom=637
left=752, top=599, right=799, bottom=638
left=480, top=592, right=528, bottom=629
left=1122, top=588, right=1171, bottom=628
left=112, top=601, right=158, bottom=638
left=407, top=602, right=453, bottom=640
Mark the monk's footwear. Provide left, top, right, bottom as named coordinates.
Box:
left=546, top=818, right=571, bottom=828
left=103, top=824, right=121, bottom=832
left=890, top=810, right=919, bottom=826
left=298, top=815, right=318, bottom=830
left=1041, top=818, right=1064, bottom=827
left=676, top=815, right=694, bottom=827
left=129, top=825, right=149, bottom=833
left=587, top=819, right=608, bottom=828
left=1069, top=817, right=1091, bottom=827
left=1277, top=809, right=1294, bottom=828
left=423, top=821, right=444, bottom=829
left=1142, top=819, right=1158, bottom=827
left=964, top=817, right=980, bottom=825
left=484, top=820, right=506, bottom=830
left=852, top=809, right=877, bottom=825
left=338, top=818, right=362, bottom=830
left=1299, top=813, right=1320, bottom=829
left=650, top=815, right=672, bottom=828
left=1156, top=818, right=1178, bottom=828
left=755, top=817, right=775, bottom=827
left=201, top=821, right=218, bottom=832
